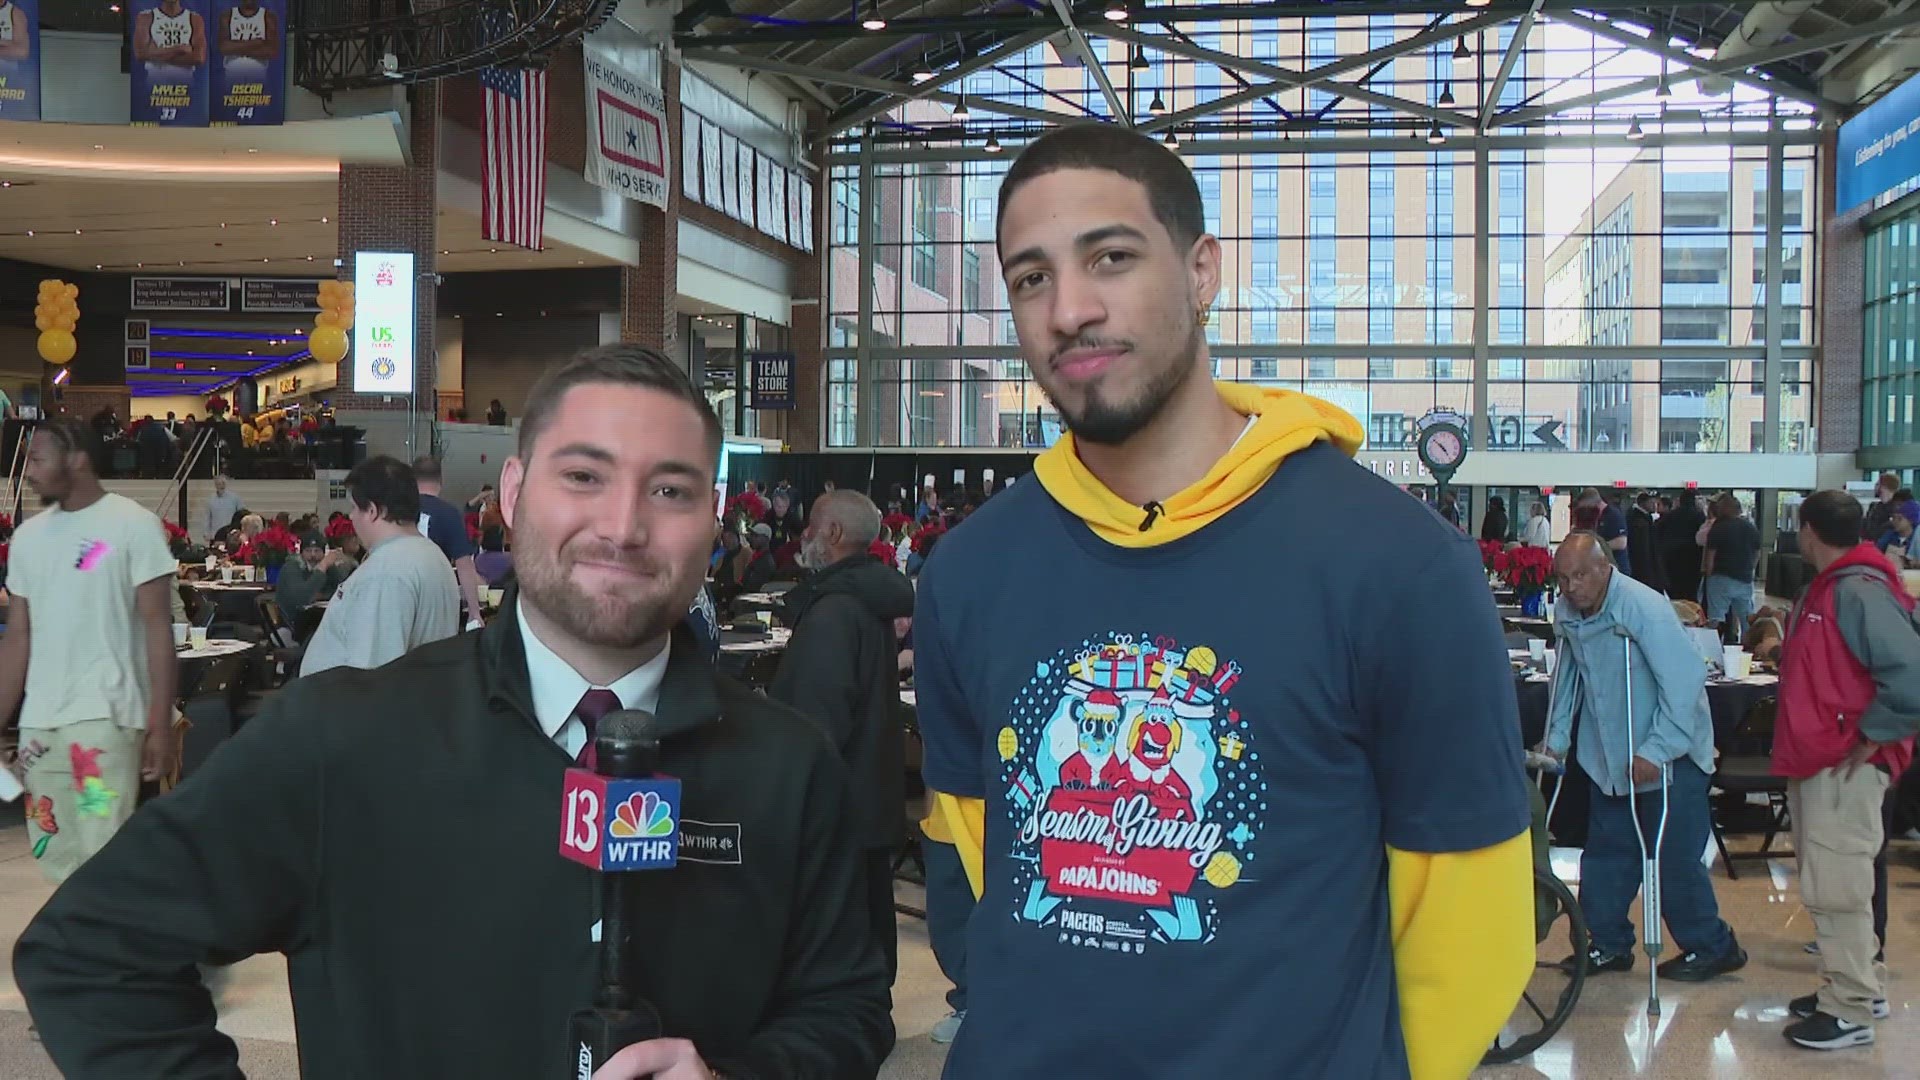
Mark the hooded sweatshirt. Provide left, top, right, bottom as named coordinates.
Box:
left=917, top=381, right=1534, bottom=1080
left=771, top=554, right=916, bottom=850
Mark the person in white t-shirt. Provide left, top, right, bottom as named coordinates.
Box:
left=0, top=417, right=179, bottom=883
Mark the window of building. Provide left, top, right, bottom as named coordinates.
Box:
left=911, top=176, right=938, bottom=291
left=1250, top=309, right=1278, bottom=343
left=963, top=248, right=981, bottom=310
left=1308, top=358, right=1336, bottom=379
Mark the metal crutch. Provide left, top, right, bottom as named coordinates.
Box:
left=1617, top=624, right=1672, bottom=1017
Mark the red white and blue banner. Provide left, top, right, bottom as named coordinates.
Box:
left=582, top=46, right=669, bottom=211
left=131, top=0, right=211, bottom=126
left=0, top=0, right=41, bottom=121
left=210, top=0, right=284, bottom=126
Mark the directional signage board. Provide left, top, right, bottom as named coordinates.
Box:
left=352, top=251, right=415, bottom=395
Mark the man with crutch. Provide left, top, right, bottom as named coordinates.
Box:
left=1540, top=533, right=1747, bottom=995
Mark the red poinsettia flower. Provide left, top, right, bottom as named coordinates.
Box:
left=867, top=537, right=896, bottom=563
left=324, top=517, right=355, bottom=541
left=163, top=520, right=189, bottom=544
left=911, top=521, right=947, bottom=555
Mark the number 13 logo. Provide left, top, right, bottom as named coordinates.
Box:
left=565, top=788, right=600, bottom=854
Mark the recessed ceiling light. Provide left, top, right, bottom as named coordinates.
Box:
left=306, top=255, right=314, bottom=261
left=74, top=228, right=81, bottom=234
left=494, top=311, right=504, bottom=317
left=442, top=249, right=450, bottom=255
left=93, top=144, right=104, bottom=150
left=320, top=216, right=329, bottom=223
left=490, top=247, right=498, bottom=252
left=220, top=222, right=227, bottom=228
left=247, top=148, right=258, bottom=154
left=95, top=264, right=102, bottom=269
left=1, top=180, right=10, bottom=187
left=269, top=218, right=278, bottom=225
left=24, top=229, right=31, bottom=236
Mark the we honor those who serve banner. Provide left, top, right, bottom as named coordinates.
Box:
left=0, top=0, right=41, bottom=122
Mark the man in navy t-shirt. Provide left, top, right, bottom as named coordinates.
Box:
left=411, top=456, right=486, bottom=629
left=914, top=125, right=1534, bottom=1079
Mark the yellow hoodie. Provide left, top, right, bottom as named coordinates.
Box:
left=925, top=380, right=1534, bottom=1080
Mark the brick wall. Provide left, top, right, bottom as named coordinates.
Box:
left=789, top=141, right=827, bottom=451
left=620, top=60, right=681, bottom=353
left=57, top=385, right=130, bottom=426
left=333, top=82, right=440, bottom=411
left=1818, top=129, right=1865, bottom=455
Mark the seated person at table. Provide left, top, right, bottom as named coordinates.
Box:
left=473, top=527, right=513, bottom=587
left=1744, top=605, right=1787, bottom=665
left=276, top=534, right=354, bottom=613
left=714, top=523, right=775, bottom=599
left=1541, top=532, right=1745, bottom=981
left=299, top=457, right=459, bottom=678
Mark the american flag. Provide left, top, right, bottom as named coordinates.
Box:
left=480, top=65, right=548, bottom=250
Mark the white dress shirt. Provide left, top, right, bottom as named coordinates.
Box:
left=516, top=605, right=670, bottom=758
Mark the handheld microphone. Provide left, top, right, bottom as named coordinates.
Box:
left=559, top=710, right=682, bottom=1078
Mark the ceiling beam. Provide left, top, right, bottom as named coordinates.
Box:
left=1099, top=11, right=1503, bottom=132
left=1814, top=0, right=1919, bottom=78
left=682, top=47, right=1064, bottom=126
left=1549, top=9, right=1905, bottom=112
left=1479, top=0, right=1542, bottom=132
left=825, top=27, right=1059, bottom=136
left=1048, top=0, right=1129, bottom=126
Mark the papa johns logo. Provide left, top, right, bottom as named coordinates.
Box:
left=1000, top=634, right=1265, bottom=954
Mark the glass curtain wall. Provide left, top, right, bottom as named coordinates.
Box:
left=1864, top=197, right=1920, bottom=458
left=823, top=14, right=1819, bottom=452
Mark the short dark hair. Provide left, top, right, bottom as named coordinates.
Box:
left=410, top=455, right=442, bottom=482
left=344, top=455, right=421, bottom=525
left=996, top=123, right=1205, bottom=250
left=1897, top=488, right=1915, bottom=503
left=517, top=344, right=722, bottom=467
left=36, top=415, right=105, bottom=473
left=1801, top=490, right=1864, bottom=548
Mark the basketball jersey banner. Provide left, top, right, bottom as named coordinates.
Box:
left=0, top=0, right=41, bottom=121
left=130, top=0, right=211, bottom=126
left=581, top=47, right=669, bottom=210
left=210, top=0, right=283, bottom=126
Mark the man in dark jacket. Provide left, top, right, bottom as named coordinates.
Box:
left=1660, top=493, right=1708, bottom=602
left=770, top=489, right=916, bottom=981
left=1627, top=491, right=1667, bottom=594
left=13, top=345, right=893, bottom=1080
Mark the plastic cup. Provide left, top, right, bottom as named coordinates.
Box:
left=219, top=566, right=233, bottom=582
left=189, top=627, right=209, bottom=649
left=1543, top=649, right=1556, bottom=677
left=1722, top=645, right=1744, bottom=678
left=172, top=623, right=189, bottom=647
left=1528, top=638, right=1547, bottom=663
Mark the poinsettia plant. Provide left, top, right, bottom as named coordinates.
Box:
left=867, top=537, right=897, bottom=563
left=880, top=512, right=913, bottom=539
left=911, top=520, right=947, bottom=556
left=324, top=517, right=356, bottom=543
left=162, top=520, right=197, bottom=561
left=722, top=492, right=768, bottom=531
left=1477, top=539, right=1505, bottom=570
left=1493, top=545, right=1554, bottom=596
left=239, top=525, right=299, bottom=568
left=206, top=395, right=230, bottom=418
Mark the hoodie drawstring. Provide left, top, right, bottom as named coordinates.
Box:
left=1138, top=501, right=1165, bottom=532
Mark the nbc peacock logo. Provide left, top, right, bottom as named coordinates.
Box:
left=609, top=790, right=675, bottom=839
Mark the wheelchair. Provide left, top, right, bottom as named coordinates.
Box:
left=1483, top=758, right=1588, bottom=1066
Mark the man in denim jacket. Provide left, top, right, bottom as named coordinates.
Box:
left=1543, top=532, right=1747, bottom=980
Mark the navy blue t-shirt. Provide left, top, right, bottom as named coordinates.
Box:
left=914, top=444, right=1529, bottom=1079
left=416, top=493, right=476, bottom=563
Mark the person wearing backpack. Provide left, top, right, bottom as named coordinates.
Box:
left=1774, top=490, right=1920, bottom=1051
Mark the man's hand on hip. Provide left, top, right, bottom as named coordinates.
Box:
left=1842, top=740, right=1882, bottom=780
left=592, top=1038, right=716, bottom=1080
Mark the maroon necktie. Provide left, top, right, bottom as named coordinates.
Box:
left=573, top=688, right=622, bottom=768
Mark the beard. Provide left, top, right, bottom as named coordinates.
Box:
left=798, top=534, right=831, bottom=571
left=512, top=509, right=693, bottom=651
left=1044, top=320, right=1205, bottom=447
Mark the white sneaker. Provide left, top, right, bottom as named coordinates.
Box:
left=930, top=1010, right=965, bottom=1044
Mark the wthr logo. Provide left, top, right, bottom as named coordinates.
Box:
left=559, top=772, right=681, bottom=872
left=609, top=791, right=674, bottom=839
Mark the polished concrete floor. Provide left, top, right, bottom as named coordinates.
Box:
left=0, top=818, right=1914, bottom=1079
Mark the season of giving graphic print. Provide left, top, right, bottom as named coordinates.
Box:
left=1001, top=633, right=1264, bottom=952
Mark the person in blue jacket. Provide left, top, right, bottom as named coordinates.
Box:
left=1542, top=531, right=1745, bottom=980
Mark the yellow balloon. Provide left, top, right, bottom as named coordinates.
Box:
left=309, top=324, right=349, bottom=363
left=37, top=328, right=76, bottom=364
left=33, top=315, right=50, bottom=332
left=33, top=303, right=51, bottom=319
left=59, top=303, right=78, bottom=319
left=62, top=283, right=78, bottom=300
left=38, top=282, right=60, bottom=298
left=314, top=310, right=340, bottom=329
